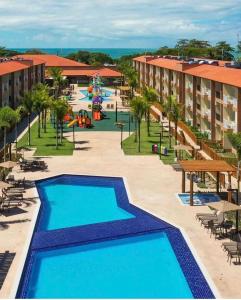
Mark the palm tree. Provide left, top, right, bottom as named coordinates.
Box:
left=227, top=132, right=241, bottom=192
left=163, top=96, right=175, bottom=148
left=130, top=97, right=147, bottom=153
left=14, top=106, right=23, bottom=159
left=169, top=99, right=182, bottom=145
left=32, top=89, right=44, bottom=139
left=33, top=83, right=52, bottom=137
left=48, top=67, right=66, bottom=99
left=52, top=99, right=68, bottom=149
left=22, top=90, right=34, bottom=146
left=128, top=71, right=138, bottom=99
left=0, top=106, right=18, bottom=161
left=143, top=86, right=158, bottom=136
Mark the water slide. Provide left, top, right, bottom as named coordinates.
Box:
left=67, top=119, right=78, bottom=128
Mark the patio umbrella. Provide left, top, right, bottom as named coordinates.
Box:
left=208, top=200, right=241, bottom=213
left=0, top=161, right=18, bottom=169
left=208, top=200, right=241, bottom=232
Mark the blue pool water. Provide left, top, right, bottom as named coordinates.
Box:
left=26, top=232, right=193, bottom=299
left=178, top=193, right=220, bottom=206
left=80, top=88, right=113, bottom=101
left=37, top=182, right=134, bottom=230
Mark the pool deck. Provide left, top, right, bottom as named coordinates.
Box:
left=1, top=89, right=241, bottom=298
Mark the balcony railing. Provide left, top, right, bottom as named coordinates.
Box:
left=223, top=95, right=237, bottom=107
left=223, top=120, right=236, bottom=131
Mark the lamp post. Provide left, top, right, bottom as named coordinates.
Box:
left=128, top=111, right=131, bottom=136
left=115, top=122, right=125, bottom=149
left=115, top=101, right=118, bottom=122
left=159, top=121, right=163, bottom=159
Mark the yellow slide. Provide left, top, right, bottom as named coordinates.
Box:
left=67, top=119, right=78, bottom=128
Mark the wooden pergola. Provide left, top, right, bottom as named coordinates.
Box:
left=179, top=160, right=235, bottom=206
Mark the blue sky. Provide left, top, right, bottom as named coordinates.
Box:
left=0, top=0, right=241, bottom=48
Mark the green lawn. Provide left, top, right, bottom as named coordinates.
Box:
left=122, top=121, right=182, bottom=164
left=18, top=119, right=74, bottom=156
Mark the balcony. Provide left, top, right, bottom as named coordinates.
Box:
left=223, top=95, right=237, bottom=107
left=223, top=120, right=236, bottom=131
left=203, top=88, right=211, bottom=97
left=201, top=110, right=211, bottom=121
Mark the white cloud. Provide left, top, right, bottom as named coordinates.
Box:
left=0, top=0, right=240, bottom=47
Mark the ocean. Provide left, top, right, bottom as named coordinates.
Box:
left=10, top=48, right=156, bottom=59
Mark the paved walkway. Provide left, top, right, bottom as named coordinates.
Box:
left=1, top=104, right=241, bottom=298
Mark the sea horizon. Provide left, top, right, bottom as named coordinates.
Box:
left=9, top=47, right=157, bottom=59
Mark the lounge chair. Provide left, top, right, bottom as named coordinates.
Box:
left=196, top=210, right=217, bottom=221
left=226, top=243, right=241, bottom=264
left=222, top=233, right=241, bottom=251
left=201, top=211, right=224, bottom=227
left=2, top=189, right=23, bottom=199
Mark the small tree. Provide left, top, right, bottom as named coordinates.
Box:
left=163, top=96, right=175, bottom=148
left=227, top=132, right=241, bottom=192
left=48, top=67, right=66, bottom=99
left=143, top=86, right=158, bottom=136
left=0, top=106, right=18, bottom=161
left=14, top=106, right=23, bottom=158
left=169, top=99, right=183, bottom=145
left=52, top=99, right=68, bottom=149
left=22, top=91, right=34, bottom=146
left=130, top=97, right=147, bottom=153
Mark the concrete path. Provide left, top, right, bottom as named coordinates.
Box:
left=1, top=107, right=241, bottom=298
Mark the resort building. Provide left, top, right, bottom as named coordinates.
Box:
left=15, top=54, right=123, bottom=85
left=133, top=55, right=241, bottom=147
left=0, top=57, right=45, bottom=108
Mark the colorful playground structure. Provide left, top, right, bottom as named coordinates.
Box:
left=64, top=107, right=92, bottom=129
left=88, top=75, right=106, bottom=121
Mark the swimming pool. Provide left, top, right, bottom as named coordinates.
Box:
left=25, top=232, right=193, bottom=298
left=37, top=177, right=134, bottom=230
left=178, top=193, right=220, bottom=206
left=80, top=88, right=113, bottom=101
left=17, top=175, right=215, bottom=299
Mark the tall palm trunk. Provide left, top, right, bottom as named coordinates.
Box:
left=28, top=113, right=31, bottom=146
left=175, top=121, right=178, bottom=145
left=38, top=113, right=41, bottom=138
left=138, top=120, right=141, bottom=153
left=15, top=124, right=18, bottom=159
left=60, top=121, right=63, bottom=144
left=56, top=118, right=58, bottom=150
left=134, top=118, right=137, bottom=143
left=3, top=127, right=7, bottom=162
left=147, top=107, right=150, bottom=137
left=41, top=111, right=44, bottom=129
left=44, top=109, right=47, bottom=133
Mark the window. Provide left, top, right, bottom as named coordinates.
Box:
left=216, top=91, right=221, bottom=99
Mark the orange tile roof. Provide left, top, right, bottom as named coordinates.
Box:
left=133, top=55, right=155, bottom=63
left=0, top=61, right=29, bottom=76
left=135, top=56, right=241, bottom=88
left=14, top=54, right=89, bottom=68
left=147, top=57, right=180, bottom=71
left=92, top=68, right=122, bottom=77
left=14, top=55, right=45, bottom=66
left=61, top=68, right=122, bottom=77
left=184, top=64, right=241, bottom=88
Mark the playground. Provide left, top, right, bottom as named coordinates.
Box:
left=63, top=74, right=132, bottom=132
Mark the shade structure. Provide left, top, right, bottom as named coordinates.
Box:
left=208, top=200, right=241, bottom=212
left=0, top=181, right=12, bottom=189
left=180, top=160, right=235, bottom=206
left=179, top=160, right=235, bottom=173
left=0, top=161, right=18, bottom=169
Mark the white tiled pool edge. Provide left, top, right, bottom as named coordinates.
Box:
left=9, top=187, right=41, bottom=299
left=124, top=178, right=220, bottom=298
left=9, top=174, right=220, bottom=299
